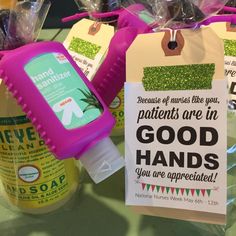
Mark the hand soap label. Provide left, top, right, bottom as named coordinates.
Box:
left=125, top=81, right=227, bottom=215
left=24, top=53, right=103, bottom=129
left=0, top=115, right=77, bottom=209
left=110, top=88, right=124, bottom=136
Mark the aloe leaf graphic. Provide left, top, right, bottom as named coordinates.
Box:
left=78, top=88, right=90, bottom=98
left=80, top=98, right=97, bottom=103
left=78, top=88, right=103, bottom=112
left=83, top=105, right=97, bottom=113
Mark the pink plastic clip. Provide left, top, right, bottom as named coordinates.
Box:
left=62, top=4, right=154, bottom=33
left=62, top=9, right=123, bottom=23
left=199, top=14, right=236, bottom=27
left=223, top=6, right=236, bottom=13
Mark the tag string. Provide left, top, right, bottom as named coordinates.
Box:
left=164, top=28, right=177, bottom=42
left=171, top=30, right=177, bottom=42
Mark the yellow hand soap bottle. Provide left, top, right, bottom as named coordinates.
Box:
left=0, top=80, right=79, bottom=214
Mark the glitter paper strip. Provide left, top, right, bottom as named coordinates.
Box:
left=69, top=37, right=101, bottom=60
left=142, top=64, right=215, bottom=91
left=224, top=39, right=236, bottom=57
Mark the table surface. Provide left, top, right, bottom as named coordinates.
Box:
left=0, top=29, right=235, bottom=236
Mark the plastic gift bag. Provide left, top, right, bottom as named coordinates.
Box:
left=225, top=0, right=236, bottom=7
left=122, top=0, right=228, bottom=29
left=75, top=0, right=122, bottom=13
left=5, top=0, right=51, bottom=49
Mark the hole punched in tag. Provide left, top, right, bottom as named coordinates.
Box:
left=161, top=30, right=185, bottom=56
left=88, top=22, right=102, bottom=35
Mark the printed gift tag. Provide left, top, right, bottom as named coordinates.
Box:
left=64, top=19, right=114, bottom=80
left=125, top=28, right=227, bottom=224
left=211, top=22, right=236, bottom=146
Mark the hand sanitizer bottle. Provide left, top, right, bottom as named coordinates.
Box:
left=0, top=41, right=124, bottom=183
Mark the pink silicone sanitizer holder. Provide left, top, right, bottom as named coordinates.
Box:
left=0, top=41, right=115, bottom=160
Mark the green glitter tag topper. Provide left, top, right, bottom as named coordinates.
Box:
left=69, top=37, right=102, bottom=60
left=142, top=64, right=215, bottom=91
left=224, top=39, right=236, bottom=57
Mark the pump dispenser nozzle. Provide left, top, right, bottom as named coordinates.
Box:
left=79, top=137, right=124, bottom=183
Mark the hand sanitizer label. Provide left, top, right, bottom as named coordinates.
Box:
left=53, top=97, right=84, bottom=126
left=24, top=53, right=103, bottom=129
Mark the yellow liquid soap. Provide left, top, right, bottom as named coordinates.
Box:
left=0, top=80, right=79, bottom=214
left=110, top=88, right=124, bottom=137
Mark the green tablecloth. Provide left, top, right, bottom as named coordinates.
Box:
left=0, top=29, right=235, bottom=236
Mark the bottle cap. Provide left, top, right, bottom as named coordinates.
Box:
left=79, top=137, right=124, bottom=184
